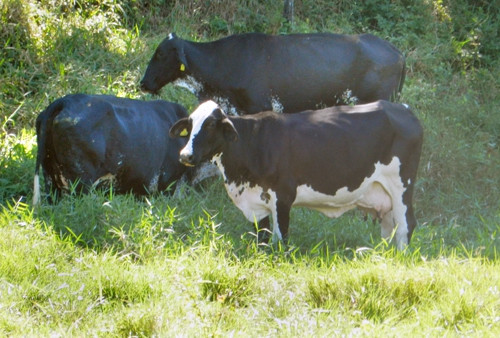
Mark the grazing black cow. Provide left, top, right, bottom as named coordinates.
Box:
left=170, top=100, right=423, bottom=249
left=140, top=32, right=406, bottom=115
left=33, top=94, right=188, bottom=204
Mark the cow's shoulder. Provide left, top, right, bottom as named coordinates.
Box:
left=148, top=100, right=189, bottom=122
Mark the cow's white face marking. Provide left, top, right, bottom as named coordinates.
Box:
left=168, top=33, right=174, bottom=40
left=180, top=100, right=220, bottom=160
left=173, top=76, right=204, bottom=95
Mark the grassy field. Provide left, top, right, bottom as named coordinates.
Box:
left=1, top=0, right=499, bottom=335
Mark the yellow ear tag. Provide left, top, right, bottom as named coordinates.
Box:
left=180, top=128, right=188, bottom=137
left=180, top=63, right=185, bottom=71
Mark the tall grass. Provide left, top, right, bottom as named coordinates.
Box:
left=1, top=196, right=499, bottom=335
left=0, top=0, right=499, bottom=335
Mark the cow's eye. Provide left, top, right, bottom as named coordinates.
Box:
left=205, top=119, right=216, bottom=129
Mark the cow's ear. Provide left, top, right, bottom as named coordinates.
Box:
left=222, top=118, right=239, bottom=142
left=169, top=118, right=190, bottom=138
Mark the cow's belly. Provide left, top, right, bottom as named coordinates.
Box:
left=225, top=182, right=275, bottom=222
left=294, top=181, right=392, bottom=219
left=293, top=158, right=404, bottom=219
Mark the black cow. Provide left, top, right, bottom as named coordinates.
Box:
left=140, top=32, right=405, bottom=115
left=33, top=94, right=188, bottom=204
left=170, top=100, right=423, bottom=249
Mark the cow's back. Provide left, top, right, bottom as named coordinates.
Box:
left=203, top=33, right=404, bottom=113
left=247, top=101, right=421, bottom=195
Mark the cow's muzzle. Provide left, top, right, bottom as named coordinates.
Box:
left=179, top=153, right=196, bottom=167
left=139, top=80, right=158, bottom=94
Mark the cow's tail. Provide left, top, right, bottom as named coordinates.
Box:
left=33, top=99, right=64, bottom=206
left=396, top=56, right=406, bottom=101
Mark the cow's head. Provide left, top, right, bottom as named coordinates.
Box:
left=169, top=101, right=239, bottom=167
left=140, top=33, right=188, bottom=94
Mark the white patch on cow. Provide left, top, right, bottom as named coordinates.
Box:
left=92, top=173, right=116, bottom=189
left=73, top=161, right=84, bottom=176
left=227, top=182, right=277, bottom=226
left=271, top=96, right=284, bottom=113
left=344, top=101, right=384, bottom=114
left=180, top=100, right=219, bottom=160
left=116, top=153, right=125, bottom=168
left=148, top=173, right=160, bottom=193
left=33, top=174, right=41, bottom=205
left=54, top=116, right=80, bottom=126
left=213, top=97, right=238, bottom=115
left=342, top=89, right=359, bottom=105
left=215, top=154, right=408, bottom=248
left=173, top=76, right=204, bottom=95
left=403, top=103, right=409, bottom=109
left=335, top=89, right=359, bottom=106
left=59, top=174, right=70, bottom=191
left=293, top=156, right=409, bottom=249
left=212, top=154, right=281, bottom=240
left=168, top=33, right=174, bottom=40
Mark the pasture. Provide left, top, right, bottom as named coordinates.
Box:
left=1, top=1, right=499, bottom=335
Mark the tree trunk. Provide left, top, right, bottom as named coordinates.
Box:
left=283, top=0, right=294, bottom=25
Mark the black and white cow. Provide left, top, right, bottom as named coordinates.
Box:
left=141, top=32, right=405, bottom=115
left=33, top=94, right=189, bottom=204
left=170, top=100, right=423, bottom=249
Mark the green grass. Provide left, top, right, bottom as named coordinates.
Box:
left=1, top=0, right=499, bottom=335
left=1, top=197, right=499, bottom=336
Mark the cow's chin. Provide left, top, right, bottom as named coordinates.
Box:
left=140, top=82, right=163, bottom=95
left=144, top=88, right=161, bottom=95
left=180, top=160, right=195, bottom=167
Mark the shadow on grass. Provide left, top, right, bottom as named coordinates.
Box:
left=32, top=177, right=500, bottom=263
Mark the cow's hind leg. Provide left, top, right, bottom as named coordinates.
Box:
left=380, top=208, right=409, bottom=250
left=270, top=194, right=294, bottom=244
left=256, top=217, right=272, bottom=243
left=380, top=210, right=395, bottom=241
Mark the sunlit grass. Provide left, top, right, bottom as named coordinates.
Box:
left=1, top=197, right=499, bottom=336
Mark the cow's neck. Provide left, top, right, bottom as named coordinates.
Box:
left=213, top=116, right=264, bottom=183
left=182, top=41, right=220, bottom=80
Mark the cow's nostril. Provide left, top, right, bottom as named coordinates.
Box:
left=179, top=153, right=195, bottom=166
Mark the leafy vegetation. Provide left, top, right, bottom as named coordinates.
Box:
left=1, top=0, right=499, bottom=335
